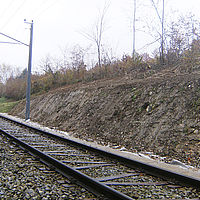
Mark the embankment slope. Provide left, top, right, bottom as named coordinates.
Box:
left=10, top=70, right=200, bottom=167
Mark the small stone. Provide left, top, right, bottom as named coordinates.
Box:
left=146, top=105, right=152, bottom=112
left=17, top=164, right=25, bottom=168
left=57, top=180, right=65, bottom=184
left=25, top=189, right=37, bottom=197
left=37, top=189, right=44, bottom=195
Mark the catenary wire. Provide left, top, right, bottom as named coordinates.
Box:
left=0, top=0, right=15, bottom=20
left=0, top=0, right=27, bottom=31
left=33, top=0, right=61, bottom=19
left=30, top=0, right=51, bottom=17
left=0, top=32, right=28, bottom=46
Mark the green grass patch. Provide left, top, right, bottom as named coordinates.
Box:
left=0, top=97, right=19, bottom=113
left=0, top=97, right=7, bottom=103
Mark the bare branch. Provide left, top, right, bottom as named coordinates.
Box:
left=137, top=38, right=161, bottom=51
left=79, top=2, right=110, bottom=68
left=150, top=0, right=162, bottom=24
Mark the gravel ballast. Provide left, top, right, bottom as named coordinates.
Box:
left=0, top=113, right=200, bottom=199
left=0, top=134, right=96, bottom=200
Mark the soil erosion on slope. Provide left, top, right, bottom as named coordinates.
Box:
left=10, top=68, right=200, bottom=167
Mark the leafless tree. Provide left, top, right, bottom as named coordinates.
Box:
left=39, top=55, right=60, bottom=83
left=40, top=55, right=53, bottom=74
left=0, top=63, right=18, bottom=84
left=150, top=0, right=165, bottom=64
left=133, top=0, right=137, bottom=57
left=80, top=2, right=110, bottom=68
left=165, top=13, right=200, bottom=64
left=70, top=45, right=86, bottom=71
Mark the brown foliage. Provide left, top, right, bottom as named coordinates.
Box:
left=0, top=54, right=151, bottom=100
left=1, top=40, right=200, bottom=101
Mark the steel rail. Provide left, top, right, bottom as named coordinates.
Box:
left=0, top=128, right=134, bottom=200
left=1, top=114, right=200, bottom=190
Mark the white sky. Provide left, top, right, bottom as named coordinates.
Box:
left=0, top=0, right=199, bottom=72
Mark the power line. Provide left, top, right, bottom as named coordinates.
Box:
left=34, top=0, right=61, bottom=19
left=0, top=0, right=15, bottom=19
left=1, top=0, right=27, bottom=30
left=31, top=0, right=50, bottom=15
left=0, top=41, right=23, bottom=45
left=0, top=32, right=28, bottom=46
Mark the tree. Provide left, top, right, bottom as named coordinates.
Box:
left=39, top=55, right=60, bottom=86
left=69, top=45, right=87, bottom=80
left=0, top=63, right=14, bottom=83
left=165, top=13, right=200, bottom=64
left=80, top=2, right=109, bottom=68
left=40, top=55, right=59, bottom=77
left=70, top=45, right=85, bottom=69
left=150, top=0, right=165, bottom=64
left=132, top=0, right=137, bottom=57
left=16, top=68, right=27, bottom=79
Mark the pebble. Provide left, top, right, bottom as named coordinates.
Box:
left=194, top=129, right=199, bottom=134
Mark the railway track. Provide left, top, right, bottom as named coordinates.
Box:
left=0, top=115, right=199, bottom=199
left=0, top=134, right=96, bottom=199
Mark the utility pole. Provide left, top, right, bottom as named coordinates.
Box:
left=132, top=0, right=136, bottom=58
left=0, top=21, right=33, bottom=120
left=25, top=20, right=33, bottom=121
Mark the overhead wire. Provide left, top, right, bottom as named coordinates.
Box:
left=0, top=0, right=61, bottom=48
left=0, top=0, right=15, bottom=19
left=33, top=0, right=61, bottom=19
left=0, top=41, right=23, bottom=45
left=0, top=0, right=27, bottom=31
left=31, top=0, right=51, bottom=16
left=0, top=32, right=28, bottom=46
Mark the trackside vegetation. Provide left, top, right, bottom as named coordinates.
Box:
left=0, top=14, right=200, bottom=101
left=0, top=97, right=19, bottom=113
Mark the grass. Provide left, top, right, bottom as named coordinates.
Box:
left=0, top=97, right=19, bottom=113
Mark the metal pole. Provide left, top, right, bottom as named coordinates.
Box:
left=132, top=0, right=136, bottom=58
left=25, top=20, right=33, bottom=120
left=161, top=0, right=164, bottom=64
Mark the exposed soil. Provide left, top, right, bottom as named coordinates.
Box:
left=10, top=66, right=200, bottom=168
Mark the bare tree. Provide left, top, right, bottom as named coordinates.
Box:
left=40, top=55, right=53, bottom=74
left=0, top=63, right=17, bottom=83
left=133, top=0, right=137, bottom=57
left=39, top=55, right=60, bottom=83
left=69, top=45, right=88, bottom=80
left=150, top=0, right=165, bottom=64
left=70, top=45, right=85, bottom=69
left=165, top=13, right=200, bottom=64
left=80, top=2, right=110, bottom=68
left=59, top=45, right=70, bottom=70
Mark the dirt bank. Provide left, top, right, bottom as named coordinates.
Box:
left=10, top=69, right=200, bottom=167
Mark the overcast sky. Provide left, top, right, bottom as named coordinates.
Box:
left=0, top=0, right=199, bottom=72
